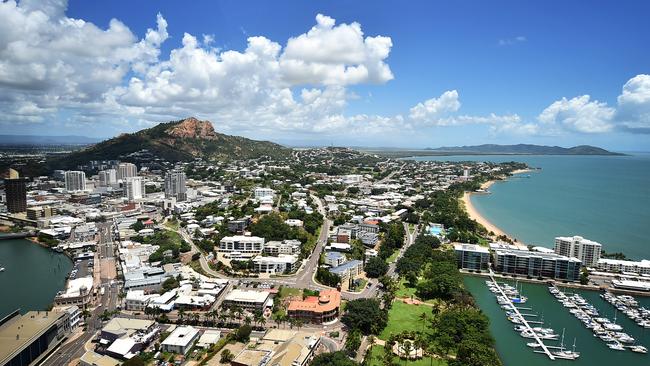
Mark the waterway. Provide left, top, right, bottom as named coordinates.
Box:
left=465, top=276, right=650, bottom=366
left=0, top=238, right=72, bottom=318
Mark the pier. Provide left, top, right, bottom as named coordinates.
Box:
left=0, top=232, right=35, bottom=240
left=489, top=270, right=556, bottom=360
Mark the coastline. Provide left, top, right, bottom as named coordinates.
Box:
left=461, top=169, right=534, bottom=246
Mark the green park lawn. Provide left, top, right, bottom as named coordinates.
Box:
left=379, top=301, right=433, bottom=340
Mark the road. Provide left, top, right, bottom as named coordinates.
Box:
left=42, top=220, right=120, bottom=366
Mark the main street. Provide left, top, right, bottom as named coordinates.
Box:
left=43, top=220, right=120, bottom=366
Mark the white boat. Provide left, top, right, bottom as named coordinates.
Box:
left=630, top=345, right=648, bottom=354
left=527, top=342, right=542, bottom=348
left=0, top=267, right=5, bottom=272
left=608, top=342, right=625, bottom=351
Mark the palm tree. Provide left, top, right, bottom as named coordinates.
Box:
left=177, top=308, right=186, bottom=324
left=244, top=316, right=252, bottom=326
left=418, top=312, right=429, bottom=332
left=258, top=316, right=266, bottom=329
left=295, top=319, right=304, bottom=330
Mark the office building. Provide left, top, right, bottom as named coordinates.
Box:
left=98, top=169, right=117, bottom=186
left=4, top=169, right=27, bottom=213
left=117, top=163, right=137, bottom=181
left=161, top=326, right=199, bottom=355
left=222, top=289, right=273, bottom=312
left=124, top=176, right=144, bottom=201
left=164, top=170, right=187, bottom=202
left=0, top=310, right=71, bottom=366
left=217, top=236, right=265, bottom=259
left=64, top=171, right=86, bottom=192
left=252, top=254, right=299, bottom=274
left=454, top=243, right=490, bottom=271
left=554, top=235, right=602, bottom=267
left=288, top=289, right=341, bottom=324
left=493, top=248, right=581, bottom=281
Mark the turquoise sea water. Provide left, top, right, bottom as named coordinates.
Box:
left=0, top=238, right=72, bottom=318
left=464, top=276, right=650, bottom=366
left=412, top=154, right=650, bottom=259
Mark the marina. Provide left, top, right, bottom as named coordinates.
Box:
left=465, top=275, right=650, bottom=365
left=549, top=286, right=647, bottom=353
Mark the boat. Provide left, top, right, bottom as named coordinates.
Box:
left=608, top=342, right=625, bottom=351
left=0, top=267, right=4, bottom=272
left=630, top=345, right=648, bottom=354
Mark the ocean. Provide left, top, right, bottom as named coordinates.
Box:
left=0, top=238, right=72, bottom=318
left=411, top=153, right=650, bottom=365
left=411, top=153, right=650, bottom=259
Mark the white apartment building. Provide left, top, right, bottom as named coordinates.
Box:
left=117, top=163, right=137, bottom=180
left=554, top=235, right=602, bottom=267
left=218, top=236, right=265, bottom=258
left=254, top=187, right=275, bottom=199
left=165, top=170, right=187, bottom=202
left=125, top=176, right=144, bottom=201
left=65, top=171, right=86, bottom=192
left=252, top=254, right=299, bottom=274
left=263, top=240, right=301, bottom=256
left=98, top=169, right=117, bottom=186
left=596, top=258, right=650, bottom=275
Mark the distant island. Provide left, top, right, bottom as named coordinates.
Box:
left=363, top=144, right=624, bottom=157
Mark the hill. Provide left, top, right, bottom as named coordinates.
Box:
left=49, top=117, right=290, bottom=168
left=424, top=144, right=623, bottom=155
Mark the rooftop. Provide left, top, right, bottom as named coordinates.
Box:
left=224, top=289, right=271, bottom=303
left=0, top=311, right=65, bottom=364
left=162, top=326, right=199, bottom=347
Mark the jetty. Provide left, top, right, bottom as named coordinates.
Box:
left=0, top=232, right=35, bottom=240
left=488, top=270, right=556, bottom=360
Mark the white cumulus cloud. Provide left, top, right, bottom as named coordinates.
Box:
left=537, top=95, right=615, bottom=133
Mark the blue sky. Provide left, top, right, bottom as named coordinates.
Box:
left=1, top=0, right=649, bottom=150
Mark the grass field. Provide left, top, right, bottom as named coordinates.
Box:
left=395, top=278, right=418, bottom=298
left=366, top=345, right=447, bottom=366
left=379, top=301, right=433, bottom=340
left=387, top=249, right=400, bottom=263
left=278, top=287, right=302, bottom=298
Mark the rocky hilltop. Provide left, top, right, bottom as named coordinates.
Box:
left=50, top=117, right=290, bottom=169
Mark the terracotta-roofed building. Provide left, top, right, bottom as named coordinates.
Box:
left=287, top=289, right=340, bottom=324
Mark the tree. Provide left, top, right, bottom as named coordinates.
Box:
left=580, top=268, right=589, bottom=285
left=345, top=330, right=362, bottom=357
left=234, top=324, right=252, bottom=342
left=310, top=351, right=359, bottom=366
left=364, top=257, right=388, bottom=278
left=220, top=349, right=234, bottom=363
left=130, top=220, right=145, bottom=232
left=341, top=299, right=387, bottom=335
left=122, top=356, right=145, bottom=366
left=451, top=339, right=502, bottom=366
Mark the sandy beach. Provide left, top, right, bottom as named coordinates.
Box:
left=461, top=169, right=535, bottom=245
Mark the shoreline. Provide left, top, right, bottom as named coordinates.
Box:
left=461, top=169, right=535, bottom=246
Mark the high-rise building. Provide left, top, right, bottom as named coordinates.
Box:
left=116, top=163, right=137, bottom=181
left=554, top=235, right=602, bottom=267
left=64, top=171, right=86, bottom=192
left=98, top=169, right=117, bottom=186
left=124, top=176, right=144, bottom=201
left=165, top=170, right=187, bottom=201
left=4, top=168, right=27, bottom=213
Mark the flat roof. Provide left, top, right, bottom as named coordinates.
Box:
left=0, top=311, right=65, bottom=364
left=455, top=243, right=489, bottom=253
left=224, top=289, right=270, bottom=303
left=162, top=326, right=199, bottom=347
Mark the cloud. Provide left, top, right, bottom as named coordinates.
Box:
left=538, top=95, right=615, bottom=133
left=0, top=1, right=647, bottom=142
left=498, top=36, right=527, bottom=46
left=616, top=74, right=650, bottom=132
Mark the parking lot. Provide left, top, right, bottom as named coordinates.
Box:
left=70, top=258, right=93, bottom=279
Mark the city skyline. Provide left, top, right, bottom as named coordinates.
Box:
left=1, top=0, right=649, bottom=150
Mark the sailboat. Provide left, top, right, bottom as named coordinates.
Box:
left=553, top=329, right=580, bottom=360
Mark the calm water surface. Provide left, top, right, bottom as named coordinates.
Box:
left=412, top=154, right=650, bottom=259
left=0, top=238, right=72, bottom=318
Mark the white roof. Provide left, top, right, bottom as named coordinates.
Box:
left=106, top=337, right=136, bottom=356
left=162, top=326, right=199, bottom=347
left=224, top=289, right=270, bottom=303
left=59, top=276, right=94, bottom=298
left=196, top=330, right=221, bottom=347
left=454, top=243, right=489, bottom=253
